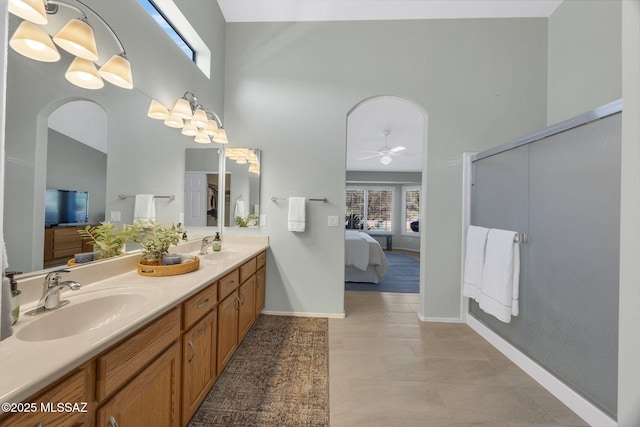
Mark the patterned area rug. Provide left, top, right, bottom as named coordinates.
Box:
left=346, top=252, right=420, bottom=293
left=188, top=315, right=329, bottom=427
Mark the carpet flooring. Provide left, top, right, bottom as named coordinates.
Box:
left=345, top=252, right=420, bottom=293
left=188, top=314, right=329, bottom=427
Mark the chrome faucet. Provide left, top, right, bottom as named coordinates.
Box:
left=199, top=235, right=215, bottom=255
left=29, top=270, right=81, bottom=314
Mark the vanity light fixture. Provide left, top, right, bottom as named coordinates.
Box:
left=147, top=92, right=229, bottom=144
left=225, top=148, right=260, bottom=174
left=8, top=0, right=134, bottom=90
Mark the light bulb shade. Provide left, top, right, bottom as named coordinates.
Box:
left=164, top=113, right=184, bottom=128
left=171, top=98, right=193, bottom=120
left=65, top=57, right=104, bottom=89
left=53, top=18, right=99, bottom=61
left=9, top=21, right=60, bottom=62
left=380, top=155, right=392, bottom=165
left=147, top=99, right=169, bottom=120
left=195, top=131, right=211, bottom=144
left=191, top=108, right=209, bottom=128
left=9, top=0, right=48, bottom=25
left=181, top=120, right=198, bottom=136
left=212, top=128, right=228, bottom=144
left=203, top=119, right=219, bottom=136
left=99, top=55, right=133, bottom=89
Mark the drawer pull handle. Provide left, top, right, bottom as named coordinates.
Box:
left=109, top=416, right=120, bottom=427
left=197, top=298, right=210, bottom=308
left=188, top=341, right=196, bottom=363
left=235, top=296, right=241, bottom=310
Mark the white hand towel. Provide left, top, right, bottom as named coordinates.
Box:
left=478, top=228, right=520, bottom=323
left=462, top=225, right=489, bottom=301
left=235, top=199, right=246, bottom=219
left=288, top=197, right=306, bottom=232
left=133, top=194, right=156, bottom=224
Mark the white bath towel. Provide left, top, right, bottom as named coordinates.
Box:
left=288, top=197, right=306, bottom=232
left=235, top=199, right=246, bottom=219
left=462, top=225, right=489, bottom=301
left=478, top=228, right=520, bottom=323
left=133, top=194, right=156, bottom=224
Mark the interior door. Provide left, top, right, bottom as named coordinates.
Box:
left=184, top=172, right=207, bottom=226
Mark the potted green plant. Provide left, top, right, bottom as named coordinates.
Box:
left=130, top=221, right=185, bottom=265
left=78, top=222, right=131, bottom=260
left=235, top=214, right=258, bottom=228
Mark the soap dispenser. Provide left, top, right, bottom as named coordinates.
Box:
left=212, top=232, right=222, bottom=252
left=5, top=271, right=22, bottom=325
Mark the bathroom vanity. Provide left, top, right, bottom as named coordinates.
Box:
left=0, top=236, right=268, bottom=426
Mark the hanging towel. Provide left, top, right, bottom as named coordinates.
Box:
left=478, top=228, right=520, bottom=323
left=1, top=239, right=13, bottom=340
left=133, top=194, right=156, bottom=224
left=462, top=225, right=489, bottom=301
left=288, top=197, right=306, bottom=232
left=235, top=199, right=246, bottom=219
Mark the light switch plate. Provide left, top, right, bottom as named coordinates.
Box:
left=260, top=214, right=267, bottom=226
left=328, top=215, right=339, bottom=227
left=179, top=213, right=184, bottom=223
left=110, top=211, right=121, bottom=221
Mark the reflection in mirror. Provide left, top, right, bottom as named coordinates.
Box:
left=184, top=148, right=225, bottom=228
left=224, top=148, right=261, bottom=228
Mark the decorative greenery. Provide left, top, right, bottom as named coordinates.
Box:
left=78, top=222, right=131, bottom=259
left=235, top=214, right=258, bottom=228
left=130, top=221, right=184, bottom=264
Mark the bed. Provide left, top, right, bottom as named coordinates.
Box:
left=345, top=230, right=389, bottom=283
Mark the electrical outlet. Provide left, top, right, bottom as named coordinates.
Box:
left=328, top=215, right=339, bottom=227
left=260, top=214, right=267, bottom=226
left=110, top=211, right=121, bottom=221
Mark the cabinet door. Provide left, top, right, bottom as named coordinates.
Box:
left=255, top=265, right=266, bottom=317
left=96, top=341, right=181, bottom=427
left=182, top=309, right=217, bottom=425
left=217, top=290, right=239, bottom=374
left=238, top=275, right=256, bottom=343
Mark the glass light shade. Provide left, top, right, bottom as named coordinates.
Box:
left=9, top=21, right=60, bottom=62
left=53, top=18, right=99, bottom=61
left=147, top=100, right=169, bottom=120
left=99, top=55, right=133, bottom=89
left=203, top=119, right=219, bottom=136
left=191, top=108, right=209, bottom=128
left=236, top=157, right=247, bottom=165
left=249, top=164, right=260, bottom=174
left=212, top=128, right=228, bottom=144
left=380, top=155, right=392, bottom=165
left=194, top=131, right=211, bottom=144
left=171, top=98, right=193, bottom=120
left=164, top=113, right=184, bottom=128
left=181, top=120, right=199, bottom=136
left=9, top=0, right=48, bottom=25
left=65, top=57, right=104, bottom=89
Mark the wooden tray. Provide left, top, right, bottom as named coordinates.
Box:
left=137, top=256, right=200, bottom=277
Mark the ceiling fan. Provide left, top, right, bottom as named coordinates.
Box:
left=358, top=130, right=406, bottom=164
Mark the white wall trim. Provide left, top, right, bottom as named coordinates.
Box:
left=460, top=152, right=475, bottom=322
left=262, top=310, right=346, bottom=319
left=467, top=314, right=617, bottom=427
left=418, top=313, right=464, bottom=323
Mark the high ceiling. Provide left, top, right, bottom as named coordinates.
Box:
left=217, top=0, right=563, bottom=23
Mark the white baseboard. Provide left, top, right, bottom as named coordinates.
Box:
left=418, top=312, right=464, bottom=323
left=261, top=310, right=345, bottom=319
left=467, top=315, right=617, bottom=427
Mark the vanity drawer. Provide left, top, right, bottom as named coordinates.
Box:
left=239, top=258, right=256, bottom=284
left=183, top=282, right=217, bottom=330
left=218, top=269, right=239, bottom=300
left=257, top=251, right=266, bottom=269
left=96, top=306, right=181, bottom=402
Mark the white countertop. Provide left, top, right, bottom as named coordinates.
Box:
left=0, top=237, right=268, bottom=405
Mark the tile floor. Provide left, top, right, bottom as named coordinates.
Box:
left=328, top=291, right=589, bottom=427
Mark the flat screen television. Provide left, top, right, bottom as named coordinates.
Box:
left=45, top=189, right=89, bottom=227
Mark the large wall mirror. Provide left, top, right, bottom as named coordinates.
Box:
left=185, top=148, right=261, bottom=229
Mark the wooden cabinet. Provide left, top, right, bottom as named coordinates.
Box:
left=217, top=289, right=239, bottom=374
left=43, top=226, right=94, bottom=267
left=256, top=265, right=266, bottom=317
left=0, top=366, right=92, bottom=427
left=238, top=275, right=256, bottom=343
left=96, top=341, right=181, bottom=427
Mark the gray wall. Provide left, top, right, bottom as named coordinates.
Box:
left=547, top=0, right=622, bottom=124
left=225, top=19, right=548, bottom=317
left=47, top=129, right=107, bottom=225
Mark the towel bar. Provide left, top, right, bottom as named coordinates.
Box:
left=514, top=233, right=529, bottom=244
left=119, top=194, right=176, bottom=201
left=270, top=196, right=327, bottom=203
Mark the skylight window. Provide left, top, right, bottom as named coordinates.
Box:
left=139, top=0, right=195, bottom=61
left=137, top=0, right=211, bottom=77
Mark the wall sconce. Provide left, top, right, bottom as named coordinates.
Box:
left=147, top=92, right=228, bottom=145
left=8, top=0, right=134, bottom=90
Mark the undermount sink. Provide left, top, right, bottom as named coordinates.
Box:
left=17, top=288, right=159, bottom=342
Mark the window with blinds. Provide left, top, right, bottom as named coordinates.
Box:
left=345, top=187, right=394, bottom=232
left=402, top=186, right=420, bottom=234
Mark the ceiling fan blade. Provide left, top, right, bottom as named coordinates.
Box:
left=358, top=154, right=381, bottom=160
left=390, top=145, right=406, bottom=153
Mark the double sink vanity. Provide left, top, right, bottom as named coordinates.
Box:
left=0, top=235, right=268, bottom=426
